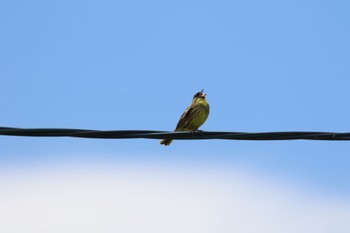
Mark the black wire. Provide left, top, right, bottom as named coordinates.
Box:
left=1, top=126, right=350, bottom=141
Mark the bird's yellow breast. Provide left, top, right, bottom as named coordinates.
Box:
left=187, top=98, right=209, bottom=129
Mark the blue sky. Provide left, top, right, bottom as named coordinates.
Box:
left=1, top=0, right=350, bottom=232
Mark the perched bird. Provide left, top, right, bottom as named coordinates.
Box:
left=160, top=89, right=210, bottom=146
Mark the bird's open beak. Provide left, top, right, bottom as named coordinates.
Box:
left=200, top=89, right=207, bottom=98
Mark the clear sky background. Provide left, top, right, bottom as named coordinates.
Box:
left=1, top=0, right=350, bottom=232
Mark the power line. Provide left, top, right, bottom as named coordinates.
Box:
left=1, top=126, right=350, bottom=141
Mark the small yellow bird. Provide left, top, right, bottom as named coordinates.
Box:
left=160, top=89, right=210, bottom=146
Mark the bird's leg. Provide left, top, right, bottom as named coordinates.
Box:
left=191, top=129, right=204, bottom=136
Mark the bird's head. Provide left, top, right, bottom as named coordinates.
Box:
left=193, top=89, right=207, bottom=100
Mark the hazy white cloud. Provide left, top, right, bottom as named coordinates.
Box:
left=0, top=164, right=349, bottom=233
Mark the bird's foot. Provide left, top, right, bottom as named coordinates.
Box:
left=191, top=129, right=204, bottom=135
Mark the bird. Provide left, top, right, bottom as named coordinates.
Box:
left=160, top=89, right=210, bottom=146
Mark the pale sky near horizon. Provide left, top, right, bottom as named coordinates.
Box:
left=1, top=1, right=350, bottom=232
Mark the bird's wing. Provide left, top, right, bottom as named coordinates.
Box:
left=175, top=103, right=201, bottom=131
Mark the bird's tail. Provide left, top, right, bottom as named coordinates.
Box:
left=160, top=139, right=173, bottom=146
